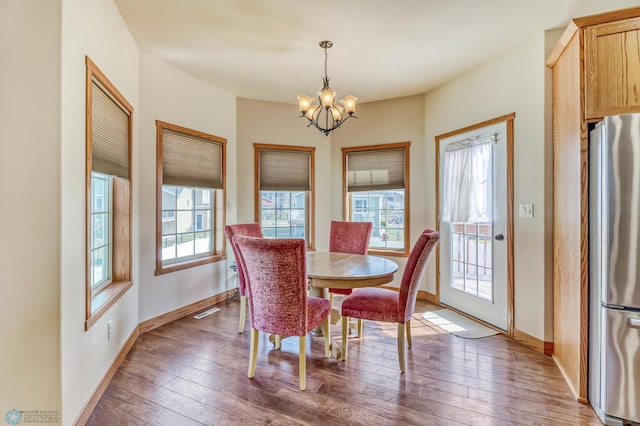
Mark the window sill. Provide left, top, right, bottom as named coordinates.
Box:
left=85, top=280, right=133, bottom=331
left=155, top=254, right=224, bottom=276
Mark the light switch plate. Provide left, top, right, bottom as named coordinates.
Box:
left=519, top=203, right=533, bottom=218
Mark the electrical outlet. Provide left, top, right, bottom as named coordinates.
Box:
left=108, top=320, right=113, bottom=341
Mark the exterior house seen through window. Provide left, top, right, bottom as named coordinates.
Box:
left=155, top=120, right=226, bottom=275
left=161, top=186, right=213, bottom=263
left=254, top=144, right=315, bottom=249
left=343, top=142, right=410, bottom=255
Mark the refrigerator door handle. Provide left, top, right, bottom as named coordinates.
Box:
left=629, top=318, right=640, bottom=327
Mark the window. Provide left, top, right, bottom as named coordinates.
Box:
left=90, top=172, right=111, bottom=292
left=156, top=121, right=226, bottom=274
left=343, top=142, right=410, bottom=255
left=254, top=144, right=315, bottom=248
left=85, top=56, right=133, bottom=330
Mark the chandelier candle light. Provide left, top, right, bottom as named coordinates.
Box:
left=297, top=41, right=358, bottom=136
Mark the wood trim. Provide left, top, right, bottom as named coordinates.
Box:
left=253, top=143, right=316, bottom=250
left=154, top=120, right=227, bottom=275
left=154, top=254, right=225, bottom=276
left=85, top=280, right=133, bottom=331
left=552, top=353, right=580, bottom=401
left=112, top=178, right=131, bottom=282
left=73, top=326, right=139, bottom=425
left=433, top=113, right=515, bottom=337
left=513, top=328, right=554, bottom=355
left=434, top=113, right=516, bottom=141
left=579, top=26, right=590, bottom=402
left=417, top=290, right=438, bottom=304
left=341, top=142, right=411, bottom=255
left=505, top=117, right=515, bottom=339
left=572, top=6, right=640, bottom=29
left=546, top=22, right=578, bottom=67
left=434, top=135, right=441, bottom=303
left=548, top=7, right=640, bottom=68
left=579, top=115, right=590, bottom=402
left=550, top=32, right=584, bottom=402
left=310, top=147, right=316, bottom=251
left=85, top=56, right=134, bottom=330
left=363, top=287, right=435, bottom=305
left=155, top=120, right=164, bottom=274
left=139, top=290, right=236, bottom=333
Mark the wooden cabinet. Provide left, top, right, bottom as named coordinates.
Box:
left=585, top=17, right=640, bottom=119
left=547, top=7, right=640, bottom=404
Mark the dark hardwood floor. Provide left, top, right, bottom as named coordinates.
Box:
left=87, top=299, right=601, bottom=425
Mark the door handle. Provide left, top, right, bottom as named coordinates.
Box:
left=630, top=318, right=640, bottom=327
left=494, top=234, right=504, bottom=241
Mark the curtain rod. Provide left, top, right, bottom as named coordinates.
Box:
left=442, top=133, right=497, bottom=153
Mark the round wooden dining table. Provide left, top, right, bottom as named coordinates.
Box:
left=306, top=251, right=399, bottom=296
left=306, top=251, right=399, bottom=359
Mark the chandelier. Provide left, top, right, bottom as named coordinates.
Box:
left=297, top=41, right=358, bottom=136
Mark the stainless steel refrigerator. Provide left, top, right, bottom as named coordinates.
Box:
left=589, top=113, right=640, bottom=425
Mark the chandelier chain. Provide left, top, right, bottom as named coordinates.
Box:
left=324, top=44, right=328, bottom=81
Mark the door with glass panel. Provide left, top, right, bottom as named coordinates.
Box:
left=436, top=118, right=511, bottom=331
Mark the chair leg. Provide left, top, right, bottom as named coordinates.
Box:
left=323, top=316, right=331, bottom=358
left=342, top=316, right=349, bottom=361
left=397, top=323, right=406, bottom=373
left=238, top=295, right=247, bottom=333
left=406, top=319, right=412, bottom=348
left=329, top=292, right=334, bottom=307
left=248, top=328, right=259, bottom=379
left=357, top=319, right=364, bottom=337
left=299, top=336, right=306, bottom=391
left=274, top=335, right=281, bottom=349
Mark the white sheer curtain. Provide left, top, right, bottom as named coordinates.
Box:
left=441, top=141, right=493, bottom=223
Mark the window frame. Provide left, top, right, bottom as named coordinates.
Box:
left=85, top=56, right=133, bottom=331
left=155, top=121, right=226, bottom=275
left=254, top=143, right=315, bottom=250
left=90, top=171, right=112, bottom=293
left=342, top=142, right=411, bottom=256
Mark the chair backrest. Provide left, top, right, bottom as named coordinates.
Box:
left=329, top=221, right=373, bottom=255
left=399, top=229, right=440, bottom=322
left=233, top=236, right=309, bottom=336
left=224, top=223, right=263, bottom=296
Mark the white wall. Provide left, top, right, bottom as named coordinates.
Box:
left=424, top=36, right=551, bottom=340
left=332, top=95, right=429, bottom=288
left=237, top=96, right=432, bottom=290
left=137, top=53, right=237, bottom=322
left=59, top=0, right=140, bottom=423
left=236, top=99, right=332, bottom=249
left=0, top=0, right=62, bottom=417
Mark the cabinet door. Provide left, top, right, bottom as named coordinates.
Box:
left=584, top=17, right=640, bottom=119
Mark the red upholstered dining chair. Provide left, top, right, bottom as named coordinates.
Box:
left=328, top=221, right=372, bottom=336
left=340, top=229, right=439, bottom=372
left=233, top=235, right=331, bottom=391
left=224, top=223, right=263, bottom=333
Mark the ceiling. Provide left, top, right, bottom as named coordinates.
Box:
left=113, top=0, right=630, bottom=105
